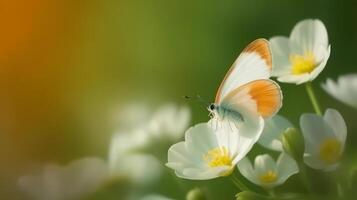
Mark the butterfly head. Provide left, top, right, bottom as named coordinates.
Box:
left=207, top=103, right=217, bottom=118
left=208, top=103, right=216, bottom=111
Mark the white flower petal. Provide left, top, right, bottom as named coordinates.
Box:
left=277, top=73, right=311, bottom=85
left=323, top=109, right=347, bottom=145
left=309, top=45, right=331, bottom=81
left=254, top=154, right=276, bottom=174
left=185, top=123, right=219, bottom=157
left=304, top=153, right=340, bottom=171
left=167, top=142, right=204, bottom=171
left=322, top=74, right=357, bottom=109
left=209, top=119, right=240, bottom=158
left=237, top=157, right=260, bottom=185
left=276, top=153, right=299, bottom=185
left=300, top=113, right=335, bottom=154
left=180, top=166, right=230, bottom=180
left=290, top=19, right=329, bottom=53
left=270, top=36, right=292, bottom=76
left=208, top=118, right=259, bottom=164
left=232, top=135, right=258, bottom=165
left=258, top=115, right=294, bottom=151
left=322, top=78, right=339, bottom=99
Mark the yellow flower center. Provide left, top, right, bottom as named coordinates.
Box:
left=290, top=51, right=316, bottom=75
left=204, top=147, right=232, bottom=168
left=259, top=170, right=278, bottom=184
left=319, top=138, right=342, bottom=164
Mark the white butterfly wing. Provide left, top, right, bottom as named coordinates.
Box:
left=215, top=39, right=272, bottom=103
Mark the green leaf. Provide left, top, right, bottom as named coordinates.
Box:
left=235, top=191, right=270, bottom=200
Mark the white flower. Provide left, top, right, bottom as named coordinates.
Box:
left=147, top=103, right=191, bottom=141
left=270, top=19, right=331, bottom=84
left=18, top=158, right=109, bottom=200
left=166, top=118, right=264, bottom=180
left=322, top=74, right=357, bottom=109
left=300, top=109, right=347, bottom=171
left=237, top=153, right=299, bottom=188
left=258, top=115, right=294, bottom=151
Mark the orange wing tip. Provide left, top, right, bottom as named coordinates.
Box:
left=247, top=79, right=282, bottom=118
left=243, top=39, right=272, bottom=70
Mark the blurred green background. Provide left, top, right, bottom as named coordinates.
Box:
left=1, top=0, right=357, bottom=199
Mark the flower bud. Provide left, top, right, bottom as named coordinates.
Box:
left=186, top=188, right=206, bottom=200
left=281, top=128, right=304, bottom=161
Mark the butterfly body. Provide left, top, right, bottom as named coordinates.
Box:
left=208, top=103, right=244, bottom=123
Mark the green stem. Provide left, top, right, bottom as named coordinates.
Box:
left=337, top=182, right=344, bottom=198
left=230, top=175, right=249, bottom=191
left=305, top=82, right=322, bottom=116
left=329, top=171, right=344, bottom=198
left=298, top=163, right=313, bottom=193
left=266, top=188, right=276, bottom=198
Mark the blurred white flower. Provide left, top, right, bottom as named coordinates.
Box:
left=148, top=103, right=191, bottom=141
left=108, top=128, right=162, bottom=186
left=300, top=109, right=347, bottom=171
left=258, top=115, right=294, bottom=151
left=322, top=74, right=357, bottom=109
left=140, top=194, right=174, bottom=200
left=237, top=153, right=299, bottom=188
left=108, top=103, right=190, bottom=184
left=108, top=152, right=162, bottom=186
left=110, top=103, right=191, bottom=156
left=166, top=118, right=263, bottom=180
left=18, top=158, right=108, bottom=200
left=270, top=19, right=330, bottom=84
left=113, top=103, right=152, bottom=129
left=109, top=128, right=151, bottom=157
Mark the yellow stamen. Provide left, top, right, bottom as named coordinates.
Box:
left=290, top=51, right=316, bottom=75
left=204, top=147, right=232, bottom=168
left=319, top=138, right=342, bottom=164
left=259, top=170, right=278, bottom=184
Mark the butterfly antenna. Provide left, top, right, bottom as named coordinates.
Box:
left=183, top=95, right=191, bottom=99
left=182, top=94, right=210, bottom=109
left=195, top=94, right=210, bottom=107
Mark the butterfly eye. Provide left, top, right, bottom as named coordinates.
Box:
left=209, top=104, right=215, bottom=110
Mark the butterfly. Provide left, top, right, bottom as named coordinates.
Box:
left=208, top=39, right=282, bottom=131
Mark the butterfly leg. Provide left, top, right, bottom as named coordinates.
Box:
left=227, top=120, right=234, bottom=131
left=233, top=121, right=239, bottom=130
